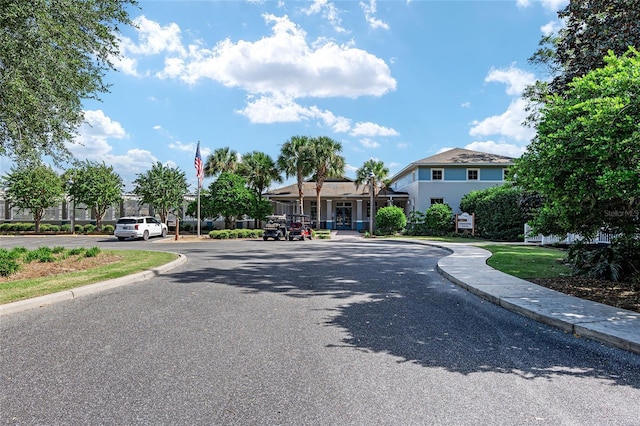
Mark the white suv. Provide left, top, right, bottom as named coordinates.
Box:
left=114, top=216, right=168, bottom=241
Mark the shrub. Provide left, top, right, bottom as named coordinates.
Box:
left=103, top=224, right=115, bottom=234
left=425, top=204, right=454, bottom=234
left=74, top=224, right=84, bottom=233
left=0, top=249, right=21, bottom=277
left=84, top=247, right=101, bottom=258
left=228, top=230, right=239, bottom=239
left=83, top=224, right=96, bottom=234
left=375, top=206, right=407, bottom=235
left=23, top=247, right=54, bottom=263
left=40, top=224, right=60, bottom=232
left=460, top=185, right=526, bottom=241
left=405, top=211, right=428, bottom=236
left=67, top=248, right=85, bottom=256
left=566, top=236, right=640, bottom=282
left=60, top=224, right=72, bottom=232
left=209, top=230, right=230, bottom=239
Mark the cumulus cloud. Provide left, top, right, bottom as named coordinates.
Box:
left=464, top=141, right=526, bottom=158
left=541, top=20, right=563, bottom=36
left=156, top=14, right=396, bottom=99
left=485, top=65, right=536, bottom=96
left=469, top=98, right=535, bottom=142
left=517, top=0, right=567, bottom=11
left=350, top=122, right=399, bottom=137
left=360, top=138, right=380, bottom=149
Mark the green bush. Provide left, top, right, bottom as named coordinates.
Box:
left=228, top=230, right=239, bottom=239
left=209, top=230, right=230, bottom=239
left=103, top=224, right=115, bottom=234
left=23, top=247, right=54, bottom=263
left=375, top=206, right=407, bottom=235
left=84, top=247, right=101, bottom=258
left=60, top=224, right=72, bottom=232
left=83, top=224, right=96, bottom=234
left=0, top=248, right=21, bottom=277
left=425, top=204, right=454, bottom=234
left=74, top=224, right=84, bottom=233
left=460, top=185, right=526, bottom=241
left=40, top=224, right=60, bottom=232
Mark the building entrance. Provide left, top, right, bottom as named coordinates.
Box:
left=335, top=202, right=352, bottom=230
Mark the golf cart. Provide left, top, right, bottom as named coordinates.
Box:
left=263, top=214, right=288, bottom=241
left=288, top=214, right=313, bottom=241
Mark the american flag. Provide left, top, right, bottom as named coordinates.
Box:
left=194, top=142, right=204, bottom=188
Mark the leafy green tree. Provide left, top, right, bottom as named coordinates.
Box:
left=529, top=0, right=640, bottom=96
left=65, top=160, right=123, bottom=231
left=514, top=48, right=640, bottom=240
left=0, top=0, right=137, bottom=164
left=277, top=135, right=313, bottom=215
left=133, top=162, right=188, bottom=224
left=204, top=147, right=239, bottom=178
left=309, top=136, right=345, bottom=229
left=2, top=163, right=64, bottom=232
left=238, top=150, right=282, bottom=227
left=375, top=206, right=407, bottom=235
left=354, top=159, right=390, bottom=233
left=206, top=172, right=254, bottom=229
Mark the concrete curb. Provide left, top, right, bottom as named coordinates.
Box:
left=390, top=239, right=640, bottom=355
left=0, top=253, right=187, bottom=317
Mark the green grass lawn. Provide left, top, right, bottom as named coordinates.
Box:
left=0, top=249, right=178, bottom=304
left=481, top=244, right=571, bottom=279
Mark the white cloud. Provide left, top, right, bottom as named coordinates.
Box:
left=541, top=20, right=563, bottom=36
left=350, top=122, right=399, bottom=137
left=485, top=65, right=536, bottom=96
left=464, top=141, right=526, bottom=158
left=156, top=14, right=396, bottom=99
left=359, top=0, right=389, bottom=30
left=69, top=110, right=127, bottom=157
left=301, top=0, right=345, bottom=33
left=360, top=138, right=380, bottom=149
left=516, top=0, right=531, bottom=8
left=461, top=102, right=471, bottom=108
left=123, top=16, right=186, bottom=57
left=541, top=0, right=568, bottom=12
left=469, top=98, right=535, bottom=142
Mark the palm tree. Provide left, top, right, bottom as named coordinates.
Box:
left=310, top=136, right=345, bottom=229
left=277, top=135, right=313, bottom=215
left=354, top=159, right=390, bottom=234
left=238, top=151, right=283, bottom=227
left=204, top=146, right=238, bottom=178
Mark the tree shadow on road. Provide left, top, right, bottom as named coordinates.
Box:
left=170, top=240, right=640, bottom=389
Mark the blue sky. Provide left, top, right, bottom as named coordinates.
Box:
left=4, top=0, right=569, bottom=191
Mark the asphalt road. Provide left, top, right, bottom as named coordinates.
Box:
left=1, top=236, right=639, bottom=425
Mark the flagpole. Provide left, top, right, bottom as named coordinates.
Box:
left=197, top=184, right=201, bottom=237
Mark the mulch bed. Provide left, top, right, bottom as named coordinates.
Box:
left=529, top=276, right=640, bottom=314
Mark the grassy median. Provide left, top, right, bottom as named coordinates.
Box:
left=0, top=249, right=178, bottom=304
left=482, top=244, right=571, bottom=279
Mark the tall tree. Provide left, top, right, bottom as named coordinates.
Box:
left=528, top=0, right=640, bottom=97
left=204, top=147, right=239, bottom=178
left=514, top=48, right=640, bottom=240
left=354, top=159, right=390, bottom=233
left=206, top=172, right=254, bottom=229
left=133, top=162, right=189, bottom=224
left=0, top=0, right=137, bottom=164
left=2, top=163, right=64, bottom=232
left=277, top=135, right=313, bottom=215
left=309, top=136, right=345, bottom=229
left=238, top=151, right=282, bottom=227
left=66, top=160, right=123, bottom=231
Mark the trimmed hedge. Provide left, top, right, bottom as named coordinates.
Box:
left=459, top=185, right=526, bottom=241
left=208, top=229, right=263, bottom=239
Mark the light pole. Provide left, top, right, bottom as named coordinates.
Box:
left=369, top=171, right=375, bottom=235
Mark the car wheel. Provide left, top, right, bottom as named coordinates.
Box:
left=263, top=236, right=268, bottom=241
left=161, top=228, right=167, bottom=238
left=143, top=230, right=149, bottom=241
left=117, top=237, right=125, bottom=241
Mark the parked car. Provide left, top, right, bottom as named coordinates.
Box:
left=263, top=214, right=288, bottom=241
left=114, top=216, right=168, bottom=241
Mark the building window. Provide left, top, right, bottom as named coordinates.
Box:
left=432, top=169, right=443, bottom=180
left=467, top=169, right=479, bottom=180
left=502, top=168, right=509, bottom=180
left=430, top=198, right=444, bottom=205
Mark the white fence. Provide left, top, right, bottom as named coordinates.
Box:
left=524, top=224, right=614, bottom=245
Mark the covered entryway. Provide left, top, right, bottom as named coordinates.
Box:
left=335, top=201, right=352, bottom=230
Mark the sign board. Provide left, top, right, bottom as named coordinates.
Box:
left=456, top=212, right=475, bottom=235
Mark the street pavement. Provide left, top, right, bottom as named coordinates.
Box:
left=1, top=235, right=639, bottom=424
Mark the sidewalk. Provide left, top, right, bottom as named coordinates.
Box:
left=424, top=241, right=640, bottom=355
